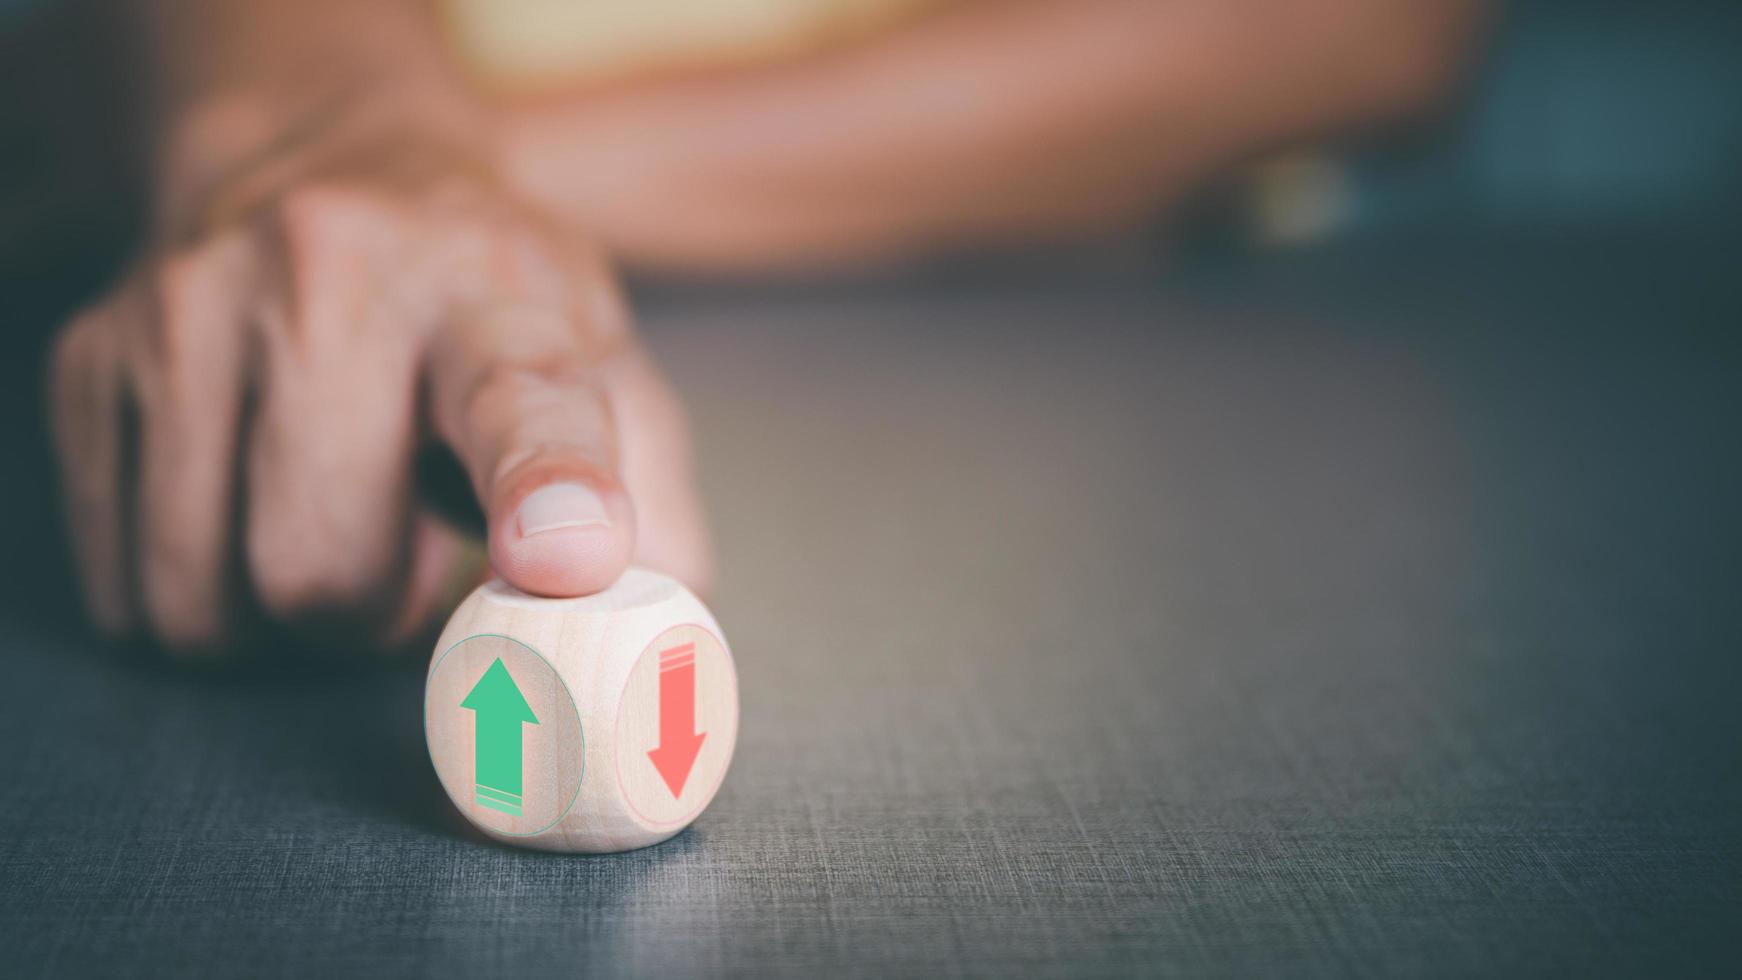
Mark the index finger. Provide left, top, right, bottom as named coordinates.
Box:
left=423, top=304, right=637, bottom=597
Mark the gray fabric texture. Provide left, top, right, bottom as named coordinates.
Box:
left=2, top=236, right=1738, bottom=977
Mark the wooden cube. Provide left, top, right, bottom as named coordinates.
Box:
left=424, top=569, right=738, bottom=852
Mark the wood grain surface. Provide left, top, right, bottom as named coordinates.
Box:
left=426, top=573, right=738, bottom=852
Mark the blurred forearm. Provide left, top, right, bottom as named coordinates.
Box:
left=134, top=0, right=488, bottom=227
left=501, top=0, right=1488, bottom=272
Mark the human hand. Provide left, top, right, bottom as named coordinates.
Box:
left=48, top=97, right=712, bottom=656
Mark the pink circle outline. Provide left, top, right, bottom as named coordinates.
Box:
left=614, top=622, right=739, bottom=829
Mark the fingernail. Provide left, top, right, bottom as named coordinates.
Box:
left=516, top=483, right=611, bottom=537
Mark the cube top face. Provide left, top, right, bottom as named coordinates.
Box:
left=424, top=570, right=738, bottom=853
left=470, top=569, right=683, bottom=616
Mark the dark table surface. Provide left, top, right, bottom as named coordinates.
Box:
left=2, top=230, right=1738, bottom=977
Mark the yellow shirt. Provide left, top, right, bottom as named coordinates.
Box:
left=441, top=0, right=951, bottom=95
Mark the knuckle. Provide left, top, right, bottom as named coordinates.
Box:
left=269, top=184, right=404, bottom=346
left=461, top=356, right=601, bottom=433
left=47, top=310, right=117, bottom=465
left=273, top=183, right=393, bottom=256
left=151, top=266, right=196, bottom=339
left=155, top=246, right=206, bottom=303
left=144, top=248, right=223, bottom=370
left=49, top=311, right=102, bottom=395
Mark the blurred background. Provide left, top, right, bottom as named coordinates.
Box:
left=1, top=1, right=1736, bottom=603
left=3, top=0, right=1739, bottom=270
left=1, top=1, right=1739, bottom=975
left=7, top=0, right=1735, bottom=631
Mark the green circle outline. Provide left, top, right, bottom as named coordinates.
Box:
left=424, top=632, right=585, bottom=837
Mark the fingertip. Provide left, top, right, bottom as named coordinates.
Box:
left=492, top=523, right=634, bottom=597
left=489, top=480, right=636, bottom=597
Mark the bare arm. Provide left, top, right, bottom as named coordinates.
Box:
left=138, top=0, right=492, bottom=232
left=499, top=0, right=1489, bottom=272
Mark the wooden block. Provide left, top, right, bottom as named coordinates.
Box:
left=424, top=569, right=738, bottom=852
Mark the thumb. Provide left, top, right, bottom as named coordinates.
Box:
left=424, top=305, right=635, bottom=597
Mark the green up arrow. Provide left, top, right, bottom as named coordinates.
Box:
left=461, top=657, right=539, bottom=816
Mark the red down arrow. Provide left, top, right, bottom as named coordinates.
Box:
left=647, top=643, right=707, bottom=797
